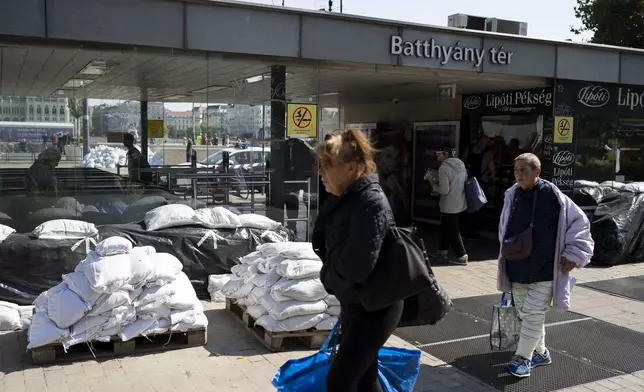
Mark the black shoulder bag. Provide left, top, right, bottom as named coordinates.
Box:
left=357, top=219, right=452, bottom=327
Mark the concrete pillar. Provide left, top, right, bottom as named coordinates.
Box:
left=267, top=65, right=286, bottom=223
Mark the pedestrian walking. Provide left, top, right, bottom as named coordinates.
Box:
left=498, top=153, right=594, bottom=378
left=312, top=129, right=402, bottom=392
left=430, top=144, right=469, bottom=265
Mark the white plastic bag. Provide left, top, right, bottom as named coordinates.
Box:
left=128, top=247, right=154, bottom=287
left=231, top=264, right=252, bottom=278
left=145, top=204, right=195, bottom=231
left=138, top=302, right=171, bottom=320
left=268, top=299, right=327, bottom=321
left=143, top=318, right=171, bottom=335
left=327, top=306, right=341, bottom=316
left=103, top=305, right=136, bottom=329
left=27, top=312, right=70, bottom=349
left=18, top=306, right=35, bottom=330
left=0, top=301, right=21, bottom=331
left=63, top=272, right=102, bottom=306
left=136, top=284, right=175, bottom=308
left=255, top=313, right=327, bottom=332
left=193, top=207, right=241, bottom=229
left=240, top=251, right=263, bottom=265
left=252, top=269, right=282, bottom=288
left=258, top=242, right=318, bottom=260
left=171, top=312, right=208, bottom=332
left=221, top=277, right=244, bottom=297
left=47, top=283, right=89, bottom=329
left=276, top=259, right=322, bottom=280
left=149, top=253, right=183, bottom=284
left=208, top=274, right=232, bottom=302
left=227, top=281, right=255, bottom=300
left=81, top=253, right=132, bottom=292
left=324, top=295, right=340, bottom=306
left=119, top=318, right=156, bottom=341
left=247, top=286, right=271, bottom=306
left=247, top=304, right=267, bottom=320
left=71, top=315, right=110, bottom=337
left=166, top=273, right=200, bottom=310
left=95, top=236, right=133, bottom=257
left=257, top=255, right=285, bottom=273
left=87, top=291, right=131, bottom=317
left=316, top=316, right=338, bottom=331
left=270, top=278, right=327, bottom=302
left=238, top=214, right=280, bottom=230
left=33, top=219, right=98, bottom=239
left=0, top=224, right=15, bottom=242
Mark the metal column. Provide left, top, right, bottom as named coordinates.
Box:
left=140, top=101, right=148, bottom=159
left=267, top=65, right=286, bottom=223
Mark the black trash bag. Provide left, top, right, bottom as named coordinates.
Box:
left=0, top=233, right=90, bottom=305
left=591, top=192, right=644, bottom=266
left=575, top=186, right=620, bottom=207
left=98, top=223, right=290, bottom=298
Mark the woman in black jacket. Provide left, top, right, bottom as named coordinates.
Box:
left=312, top=129, right=402, bottom=392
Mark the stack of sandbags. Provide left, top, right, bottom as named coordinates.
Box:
left=208, top=274, right=232, bottom=302
left=222, top=242, right=338, bottom=332
left=28, top=236, right=208, bottom=350
left=0, top=301, right=34, bottom=331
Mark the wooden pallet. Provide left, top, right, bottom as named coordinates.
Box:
left=226, top=298, right=329, bottom=352
left=30, top=328, right=207, bottom=365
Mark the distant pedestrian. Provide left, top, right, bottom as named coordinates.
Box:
left=186, top=137, right=193, bottom=162
left=499, top=153, right=594, bottom=378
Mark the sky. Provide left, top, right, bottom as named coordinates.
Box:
left=91, top=0, right=591, bottom=111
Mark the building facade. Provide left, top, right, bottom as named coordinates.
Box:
left=0, top=96, right=70, bottom=123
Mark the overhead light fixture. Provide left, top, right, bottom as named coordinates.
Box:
left=61, top=79, right=94, bottom=89
left=244, top=73, right=290, bottom=84
left=78, top=60, right=117, bottom=77
left=191, top=85, right=229, bottom=94
left=53, top=90, right=67, bottom=96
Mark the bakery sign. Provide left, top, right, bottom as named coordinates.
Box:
left=462, top=88, right=553, bottom=115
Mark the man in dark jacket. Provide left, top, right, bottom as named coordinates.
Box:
left=123, top=133, right=152, bottom=183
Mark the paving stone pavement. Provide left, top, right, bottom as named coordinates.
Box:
left=1, top=259, right=643, bottom=392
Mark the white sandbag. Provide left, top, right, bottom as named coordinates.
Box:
left=238, top=214, right=280, bottom=230
left=327, top=306, right=341, bottom=316
left=210, top=291, right=226, bottom=303
left=268, top=299, right=328, bottom=321
left=143, top=318, right=171, bottom=335
left=325, top=295, right=340, bottom=306
left=270, top=278, right=327, bottom=302
left=170, top=309, right=198, bottom=325
left=171, top=312, right=208, bottom=332
left=258, top=242, right=319, bottom=260
left=47, top=283, right=89, bottom=329
left=208, top=274, right=232, bottom=292
left=34, top=290, right=49, bottom=313
left=63, top=272, right=102, bottom=306
left=0, top=224, right=15, bottom=242
left=247, top=304, right=267, bottom=320
left=276, top=259, right=322, bottom=280
left=74, top=251, right=99, bottom=273
left=149, top=253, right=183, bottom=284
left=252, top=269, right=282, bottom=288
left=95, top=236, right=133, bottom=257
left=193, top=207, right=241, bottom=229
left=62, top=334, right=110, bottom=350
left=259, top=294, right=278, bottom=312
left=221, top=277, right=244, bottom=296
left=145, top=204, right=195, bottom=231
left=128, top=248, right=154, bottom=287
left=248, top=286, right=271, bottom=306
left=240, top=251, right=262, bottom=265
left=19, top=306, right=35, bottom=330
left=99, top=326, right=122, bottom=338
left=316, top=316, right=338, bottom=331
left=136, top=284, right=175, bottom=307
left=119, top=318, right=156, bottom=341
left=231, top=264, right=252, bottom=278
left=0, top=301, right=21, bottom=331
left=255, top=313, right=327, bottom=333
left=622, top=182, right=644, bottom=193
left=103, top=306, right=136, bottom=329
left=166, top=273, right=200, bottom=310
left=33, top=219, right=98, bottom=240
left=27, top=312, right=70, bottom=349
left=138, top=302, right=171, bottom=320
left=87, top=291, right=131, bottom=317
left=81, top=253, right=132, bottom=292
left=70, top=315, right=110, bottom=337
left=257, top=255, right=285, bottom=273
left=132, top=245, right=156, bottom=255
left=227, top=281, right=255, bottom=300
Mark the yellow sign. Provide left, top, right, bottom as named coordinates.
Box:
left=554, top=116, right=574, bottom=144
left=148, top=120, right=164, bottom=138
left=287, top=104, right=317, bottom=138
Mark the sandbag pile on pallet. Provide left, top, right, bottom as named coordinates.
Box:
left=0, top=301, right=34, bottom=331
left=217, top=242, right=339, bottom=332
left=27, top=236, right=208, bottom=350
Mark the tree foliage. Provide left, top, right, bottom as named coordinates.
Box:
left=67, top=98, right=84, bottom=120
left=572, top=0, right=644, bottom=48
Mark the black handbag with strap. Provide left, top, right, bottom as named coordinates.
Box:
left=356, top=221, right=452, bottom=326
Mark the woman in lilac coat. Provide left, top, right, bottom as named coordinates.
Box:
left=497, top=153, right=594, bottom=378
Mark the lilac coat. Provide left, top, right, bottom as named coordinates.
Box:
left=497, top=179, right=595, bottom=311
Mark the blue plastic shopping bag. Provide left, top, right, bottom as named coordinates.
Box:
left=272, top=322, right=422, bottom=392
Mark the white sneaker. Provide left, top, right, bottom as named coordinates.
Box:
left=449, top=254, right=468, bottom=266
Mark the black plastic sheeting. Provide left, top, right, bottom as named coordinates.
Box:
left=0, top=224, right=290, bottom=305
left=591, top=190, right=644, bottom=266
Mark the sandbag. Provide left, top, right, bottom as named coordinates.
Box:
left=47, top=283, right=89, bottom=329
left=257, top=255, right=285, bottom=273
left=622, top=182, right=644, bottom=193
left=81, top=253, right=132, bottom=292
left=119, top=318, right=157, bottom=341
left=138, top=302, right=171, bottom=320
left=19, top=305, right=34, bottom=329
left=227, top=281, right=255, bottom=300
left=63, top=272, right=102, bottom=306
left=87, top=291, right=131, bottom=317
left=123, top=196, right=168, bottom=223
left=194, top=207, right=241, bottom=229
left=27, top=312, right=69, bottom=349
left=240, top=251, right=263, bottom=265
left=316, top=316, right=338, bottom=330
left=270, top=278, right=327, bottom=302
left=96, top=236, right=133, bottom=257
left=70, top=314, right=110, bottom=337
left=268, top=299, right=327, bottom=321
left=171, top=312, right=208, bottom=332
left=54, top=197, right=83, bottom=213
left=166, top=273, right=200, bottom=310
left=143, top=318, right=171, bottom=335
left=255, top=313, right=327, bottom=332
left=208, top=274, right=232, bottom=303
left=248, top=286, right=271, bottom=306
left=252, top=269, right=282, bottom=288
left=221, top=277, right=244, bottom=297
left=148, top=253, right=183, bottom=284
left=0, top=224, right=16, bottom=243
left=325, top=295, right=340, bottom=306
left=276, top=259, right=322, bottom=280
left=145, top=204, right=195, bottom=231
left=0, top=301, right=21, bottom=331
left=136, top=285, right=176, bottom=308
left=238, top=214, right=280, bottom=230
left=327, top=306, right=341, bottom=317
left=231, top=264, right=252, bottom=278
left=247, top=304, right=267, bottom=320
left=33, top=219, right=98, bottom=240
left=258, top=242, right=318, bottom=260
left=128, top=248, right=154, bottom=287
